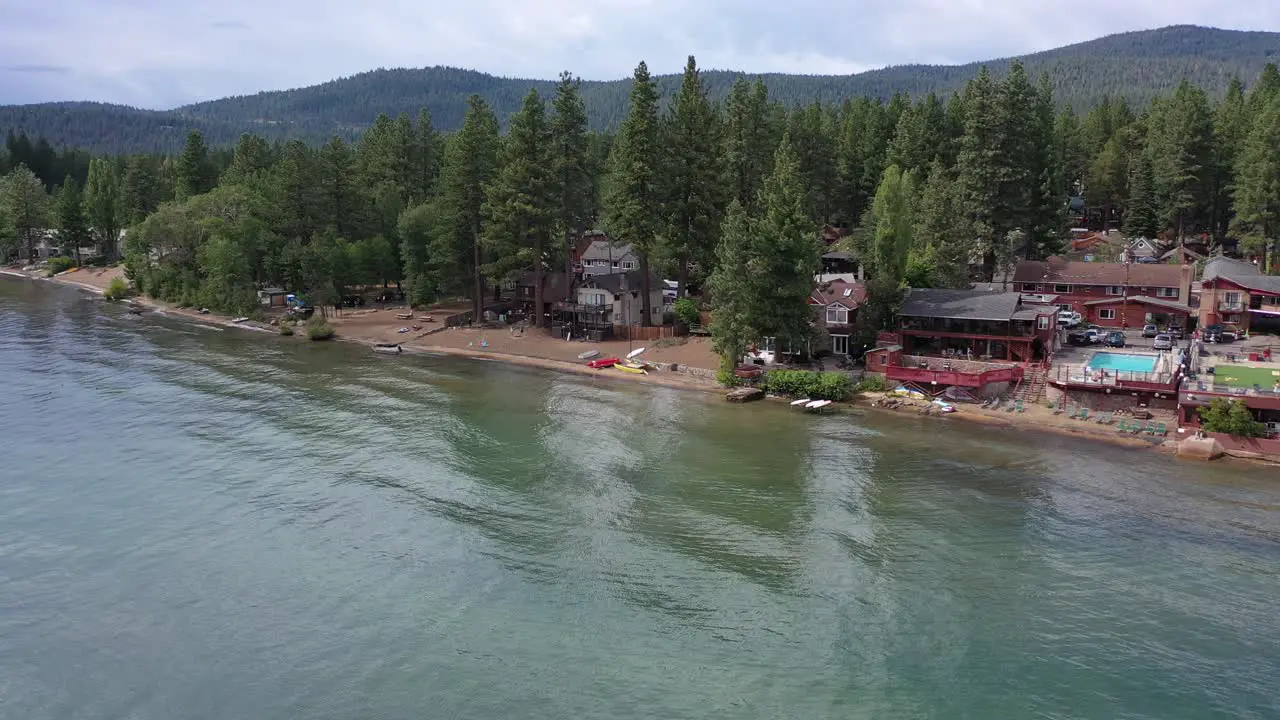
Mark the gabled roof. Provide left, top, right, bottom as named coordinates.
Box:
left=809, top=279, right=866, bottom=307
left=901, top=289, right=1022, bottom=321
left=1082, top=296, right=1194, bottom=313
left=580, top=239, right=636, bottom=262
left=1201, top=256, right=1280, bottom=294
left=1014, top=257, right=1185, bottom=287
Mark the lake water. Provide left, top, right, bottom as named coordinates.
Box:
left=3, top=277, right=1279, bottom=720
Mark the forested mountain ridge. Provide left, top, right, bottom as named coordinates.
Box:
left=3, top=24, right=1279, bottom=154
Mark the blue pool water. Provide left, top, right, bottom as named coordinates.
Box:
left=1089, top=351, right=1158, bottom=373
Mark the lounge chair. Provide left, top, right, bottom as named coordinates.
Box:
left=1131, top=421, right=1147, bottom=434
left=1067, top=406, right=1080, bottom=419
left=1005, top=399, right=1017, bottom=412
left=1016, top=400, right=1026, bottom=413
left=1096, top=411, right=1113, bottom=425
left=1144, top=421, right=1159, bottom=436
left=1115, top=419, right=1131, bottom=433
left=1078, top=408, right=1090, bottom=422
left=1154, top=422, right=1167, bottom=436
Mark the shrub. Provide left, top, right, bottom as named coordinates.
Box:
left=279, top=321, right=295, bottom=337
left=47, top=257, right=77, bottom=275
left=306, top=318, right=336, bottom=341
left=104, top=276, right=131, bottom=300
left=853, top=374, right=886, bottom=393
left=716, top=358, right=740, bottom=387
left=1199, top=398, right=1265, bottom=437
left=84, top=255, right=110, bottom=267
left=673, top=297, right=700, bottom=327
left=764, top=370, right=852, bottom=401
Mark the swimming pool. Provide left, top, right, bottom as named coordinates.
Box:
left=1088, top=351, right=1158, bottom=373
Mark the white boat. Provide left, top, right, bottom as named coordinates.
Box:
left=230, top=316, right=250, bottom=324
left=578, top=349, right=601, bottom=360
left=790, top=398, right=812, bottom=406
left=805, top=400, right=833, bottom=411
left=373, top=343, right=402, bottom=354
left=626, top=347, right=647, bottom=360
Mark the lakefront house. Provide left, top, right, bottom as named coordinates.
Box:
left=1197, top=256, right=1280, bottom=335
left=1013, top=257, right=1194, bottom=330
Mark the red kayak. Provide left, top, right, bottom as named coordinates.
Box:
left=587, top=357, right=621, bottom=369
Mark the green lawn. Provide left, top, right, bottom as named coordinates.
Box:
left=1214, top=364, right=1280, bottom=389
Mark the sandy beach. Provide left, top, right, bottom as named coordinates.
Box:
left=0, top=265, right=1211, bottom=456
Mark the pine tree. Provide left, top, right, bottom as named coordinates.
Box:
left=1144, top=81, right=1215, bottom=239
left=222, top=133, right=273, bottom=187
left=1086, top=134, right=1130, bottom=230
left=661, top=56, right=724, bottom=297
left=708, top=200, right=756, bottom=369
left=83, top=157, right=121, bottom=259
left=315, top=137, right=364, bottom=239
left=1246, top=63, right=1280, bottom=118
left=411, top=110, right=443, bottom=204
left=2, top=164, right=49, bottom=263
left=723, top=79, right=775, bottom=212
left=481, top=89, right=554, bottom=323
left=549, top=72, right=591, bottom=284
left=956, top=67, right=1005, bottom=280
left=120, top=155, right=162, bottom=225
left=1231, top=95, right=1280, bottom=270
left=437, top=95, right=500, bottom=316
left=358, top=113, right=412, bottom=201
left=269, top=140, right=319, bottom=242
left=915, top=162, right=972, bottom=288
left=174, top=131, right=216, bottom=201
left=55, top=176, right=91, bottom=265
left=1212, top=78, right=1248, bottom=238
left=1125, top=153, right=1160, bottom=239
left=603, top=61, right=662, bottom=326
left=788, top=101, right=839, bottom=224
left=754, top=134, right=822, bottom=351
left=398, top=199, right=443, bottom=306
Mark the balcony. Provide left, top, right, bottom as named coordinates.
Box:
left=1180, top=378, right=1280, bottom=411
left=1218, top=301, right=1244, bottom=313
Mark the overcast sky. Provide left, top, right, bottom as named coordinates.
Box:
left=2, top=0, right=1279, bottom=109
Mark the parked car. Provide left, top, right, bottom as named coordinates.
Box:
left=1066, top=331, right=1090, bottom=346
left=1142, top=324, right=1159, bottom=338
left=1153, top=333, right=1173, bottom=351
left=1084, top=329, right=1104, bottom=344
left=1104, top=331, right=1126, bottom=348
left=1057, top=310, right=1082, bottom=328
left=1204, top=324, right=1236, bottom=343
left=1167, top=326, right=1185, bottom=340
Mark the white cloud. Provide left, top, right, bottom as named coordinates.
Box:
left=0, top=0, right=1278, bottom=108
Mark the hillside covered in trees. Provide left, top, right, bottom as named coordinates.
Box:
left=2, top=25, right=1279, bottom=154
left=5, top=49, right=1280, bottom=372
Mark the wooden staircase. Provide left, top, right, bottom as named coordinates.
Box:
left=1011, top=366, right=1048, bottom=405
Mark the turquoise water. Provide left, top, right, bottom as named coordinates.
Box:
left=1088, top=351, right=1159, bottom=373
left=3, top=277, right=1280, bottom=720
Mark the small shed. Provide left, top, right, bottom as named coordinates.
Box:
left=865, top=345, right=903, bottom=373
left=258, top=287, right=289, bottom=308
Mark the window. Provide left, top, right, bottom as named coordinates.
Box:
left=1225, top=292, right=1241, bottom=306
left=1057, top=304, right=1072, bottom=311
left=620, top=261, right=636, bottom=270
left=826, top=304, right=849, bottom=325
left=831, top=335, right=849, bottom=355
left=1037, top=316, right=1050, bottom=330
left=1106, top=286, right=1123, bottom=296
left=1099, top=309, right=1116, bottom=320
left=1022, top=283, right=1039, bottom=292
left=1156, top=287, right=1178, bottom=298
left=1054, top=284, right=1071, bottom=293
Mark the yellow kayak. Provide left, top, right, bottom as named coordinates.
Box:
left=614, top=363, right=647, bottom=375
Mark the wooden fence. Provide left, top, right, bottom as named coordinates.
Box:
left=614, top=324, right=679, bottom=341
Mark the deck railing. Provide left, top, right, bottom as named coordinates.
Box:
left=1051, top=364, right=1180, bottom=389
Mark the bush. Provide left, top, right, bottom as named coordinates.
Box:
left=673, top=297, right=700, bottom=327
left=104, top=276, right=131, bottom=300
left=47, top=257, right=77, bottom=275
left=764, top=370, right=853, bottom=401
left=717, top=367, right=740, bottom=387
left=853, top=374, right=887, bottom=393
left=279, top=321, right=295, bottom=337
left=306, top=318, right=336, bottom=341
left=84, top=255, right=110, bottom=267
left=1199, top=398, right=1265, bottom=437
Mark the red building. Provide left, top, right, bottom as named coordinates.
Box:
left=1013, top=257, right=1195, bottom=329
left=1196, top=256, right=1280, bottom=334
left=895, top=288, right=1057, bottom=363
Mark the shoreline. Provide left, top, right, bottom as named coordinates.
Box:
left=5, top=268, right=1272, bottom=464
